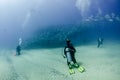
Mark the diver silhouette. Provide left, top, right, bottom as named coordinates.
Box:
left=16, top=38, right=22, bottom=55
left=16, top=45, right=21, bottom=55
left=63, top=39, right=79, bottom=69
left=97, top=37, right=104, bottom=48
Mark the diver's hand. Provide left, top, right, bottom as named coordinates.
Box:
left=63, top=55, right=66, bottom=58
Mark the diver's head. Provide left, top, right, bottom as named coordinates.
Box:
left=66, top=39, right=71, bottom=44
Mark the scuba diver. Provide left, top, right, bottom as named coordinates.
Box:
left=16, top=38, right=22, bottom=55
left=63, top=39, right=85, bottom=74
left=97, top=37, right=104, bottom=48
left=16, top=45, right=21, bottom=55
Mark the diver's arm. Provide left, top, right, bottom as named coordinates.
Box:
left=70, top=46, right=76, bottom=53
left=63, top=47, right=66, bottom=58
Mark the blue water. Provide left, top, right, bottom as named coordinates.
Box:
left=23, top=21, right=120, bottom=49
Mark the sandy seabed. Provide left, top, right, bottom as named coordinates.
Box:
left=0, top=42, right=120, bottom=80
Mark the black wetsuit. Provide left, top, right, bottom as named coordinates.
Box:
left=64, top=43, right=77, bottom=66
left=16, top=45, right=21, bottom=55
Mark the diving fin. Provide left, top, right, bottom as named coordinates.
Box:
left=69, top=69, right=75, bottom=75
left=77, top=66, right=85, bottom=73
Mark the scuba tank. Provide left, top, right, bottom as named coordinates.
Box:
left=65, top=48, right=72, bottom=63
